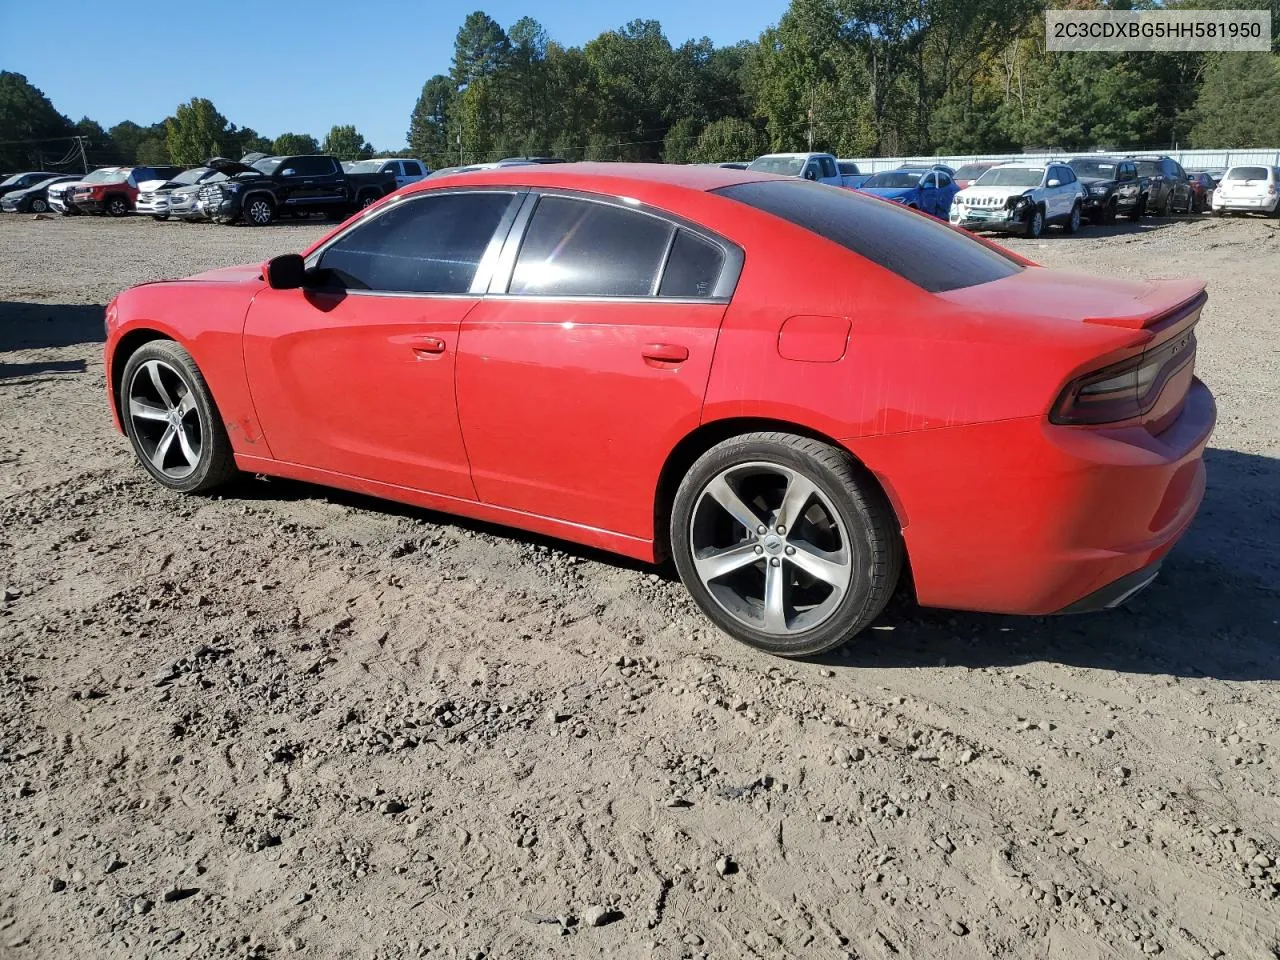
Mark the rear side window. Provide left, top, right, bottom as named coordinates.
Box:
left=510, top=196, right=673, bottom=297
left=659, top=230, right=725, bottom=298
left=319, top=191, right=514, bottom=294
left=716, top=180, right=1022, bottom=293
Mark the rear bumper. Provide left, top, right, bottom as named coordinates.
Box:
left=1055, top=559, right=1162, bottom=614
left=847, top=378, right=1216, bottom=616
left=1211, top=194, right=1278, bottom=213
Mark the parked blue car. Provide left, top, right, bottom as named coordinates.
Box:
left=857, top=166, right=959, bottom=218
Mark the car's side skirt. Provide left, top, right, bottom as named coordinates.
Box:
left=233, top=454, right=658, bottom=564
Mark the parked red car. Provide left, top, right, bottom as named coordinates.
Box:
left=72, top=165, right=182, bottom=216
left=104, top=164, right=1215, bottom=657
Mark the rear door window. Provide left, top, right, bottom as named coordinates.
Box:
left=318, top=191, right=515, bottom=294
left=509, top=196, right=674, bottom=297
left=716, top=179, right=1022, bottom=293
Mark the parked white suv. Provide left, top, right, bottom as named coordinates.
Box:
left=950, top=162, right=1087, bottom=238
left=1211, top=165, right=1279, bottom=216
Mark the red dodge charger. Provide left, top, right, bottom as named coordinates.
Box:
left=104, top=163, right=1215, bottom=657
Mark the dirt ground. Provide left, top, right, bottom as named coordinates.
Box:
left=1, top=212, right=1277, bottom=960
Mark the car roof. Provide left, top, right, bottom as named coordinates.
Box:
left=403, top=161, right=765, bottom=197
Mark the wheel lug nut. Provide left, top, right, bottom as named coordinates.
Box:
left=769, top=557, right=781, bottom=567
left=785, top=546, right=795, bottom=555
left=756, top=525, right=767, bottom=535
left=754, top=545, right=764, bottom=555
left=776, top=525, right=786, bottom=534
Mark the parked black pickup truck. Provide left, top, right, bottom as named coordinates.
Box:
left=197, top=154, right=398, bottom=226
left=1064, top=156, right=1149, bottom=223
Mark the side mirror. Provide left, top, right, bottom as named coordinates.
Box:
left=280, top=168, right=296, bottom=177
left=803, top=168, right=817, bottom=181
left=1047, top=178, right=1061, bottom=188
left=265, top=254, right=306, bottom=290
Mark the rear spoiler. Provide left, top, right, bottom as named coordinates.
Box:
left=1083, top=281, right=1207, bottom=330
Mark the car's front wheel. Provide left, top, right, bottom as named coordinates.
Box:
left=120, top=341, right=237, bottom=494
left=670, top=432, right=901, bottom=658
left=243, top=196, right=274, bottom=226
left=105, top=196, right=129, bottom=217
left=31, top=198, right=48, bottom=213
left=1024, top=206, right=1044, bottom=238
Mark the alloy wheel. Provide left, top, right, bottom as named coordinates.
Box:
left=127, top=359, right=204, bottom=480
left=32, top=198, right=47, bottom=213
left=108, top=197, right=127, bottom=216
left=689, top=462, right=853, bottom=636
left=247, top=199, right=272, bottom=225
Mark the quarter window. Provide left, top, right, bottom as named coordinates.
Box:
left=659, top=230, right=725, bottom=298
left=510, top=196, right=674, bottom=297
left=318, top=191, right=514, bottom=294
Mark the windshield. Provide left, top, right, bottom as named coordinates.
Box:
left=252, top=157, right=282, bottom=175
left=81, top=168, right=127, bottom=184
left=976, top=166, right=1044, bottom=188
left=170, top=167, right=209, bottom=185
left=1, top=173, right=26, bottom=187
left=952, top=164, right=990, bottom=181
left=344, top=160, right=381, bottom=173
left=1225, top=166, right=1269, bottom=181
left=864, top=171, right=921, bottom=189
left=747, top=156, right=806, bottom=177
left=1066, top=159, right=1116, bottom=179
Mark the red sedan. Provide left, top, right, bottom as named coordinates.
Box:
left=104, top=164, right=1215, bottom=657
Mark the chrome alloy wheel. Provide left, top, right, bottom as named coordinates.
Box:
left=246, top=198, right=272, bottom=224
left=127, top=359, right=204, bottom=480
left=689, top=462, right=853, bottom=636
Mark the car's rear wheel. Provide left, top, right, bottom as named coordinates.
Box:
left=31, top=197, right=48, bottom=213
left=1063, top=202, right=1081, bottom=234
left=244, top=196, right=274, bottom=226
left=670, top=433, right=901, bottom=658
left=120, top=341, right=237, bottom=494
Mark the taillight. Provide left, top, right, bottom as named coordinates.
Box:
left=1050, top=329, right=1197, bottom=425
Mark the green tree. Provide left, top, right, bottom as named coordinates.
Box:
left=408, top=75, right=457, bottom=167
left=234, top=128, right=272, bottom=157
left=692, top=117, right=766, bottom=162
left=165, top=98, right=233, bottom=165
left=322, top=124, right=373, bottom=160
left=0, top=71, right=75, bottom=171
left=136, top=136, right=170, bottom=165
left=1190, top=53, right=1280, bottom=147
left=452, top=11, right=511, bottom=89
left=272, top=132, right=320, bottom=155
left=663, top=117, right=703, bottom=163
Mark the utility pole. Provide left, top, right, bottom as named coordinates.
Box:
left=807, top=89, right=815, bottom=152
left=458, top=123, right=463, bottom=166
left=75, top=136, right=89, bottom=173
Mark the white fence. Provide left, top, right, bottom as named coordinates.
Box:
left=843, top=148, right=1280, bottom=173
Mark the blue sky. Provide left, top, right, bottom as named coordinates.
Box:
left=2, top=0, right=784, bottom=152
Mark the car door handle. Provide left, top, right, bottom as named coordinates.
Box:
left=411, top=335, right=446, bottom=355
left=641, top=343, right=689, bottom=363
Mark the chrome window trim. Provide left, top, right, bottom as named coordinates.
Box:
left=302, top=186, right=526, bottom=296
left=488, top=187, right=743, bottom=301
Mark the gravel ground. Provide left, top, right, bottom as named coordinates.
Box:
left=1, top=213, right=1278, bottom=960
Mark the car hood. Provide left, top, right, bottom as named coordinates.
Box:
left=185, top=264, right=265, bottom=284
left=1076, top=176, right=1118, bottom=187
left=204, top=157, right=260, bottom=176
left=860, top=186, right=916, bottom=199
left=138, top=179, right=173, bottom=192
left=171, top=183, right=205, bottom=197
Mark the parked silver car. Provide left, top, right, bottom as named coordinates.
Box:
left=135, top=167, right=221, bottom=220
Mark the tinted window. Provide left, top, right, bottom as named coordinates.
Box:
left=319, top=191, right=513, bottom=294
left=1226, top=166, right=1269, bottom=181
left=659, top=230, right=724, bottom=298
left=820, top=157, right=838, bottom=179
left=284, top=156, right=335, bottom=176
left=510, top=197, right=674, bottom=297
left=952, top=163, right=991, bottom=181
left=936, top=171, right=952, bottom=187
left=837, top=161, right=858, bottom=175
left=716, top=179, right=1022, bottom=294
left=404, top=161, right=424, bottom=176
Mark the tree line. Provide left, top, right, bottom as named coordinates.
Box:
left=409, top=1, right=1280, bottom=169
left=4, top=0, right=1279, bottom=175
left=0, top=73, right=380, bottom=172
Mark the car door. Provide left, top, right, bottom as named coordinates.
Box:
left=455, top=192, right=740, bottom=539
left=242, top=189, right=522, bottom=499
left=1116, top=162, right=1137, bottom=208
left=933, top=170, right=958, bottom=217
left=1166, top=160, right=1190, bottom=211
left=917, top=172, right=939, bottom=215
left=280, top=156, right=343, bottom=208
left=818, top=156, right=840, bottom=185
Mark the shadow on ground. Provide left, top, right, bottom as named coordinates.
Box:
left=216, top=444, right=1280, bottom=682
left=0, top=301, right=105, bottom=352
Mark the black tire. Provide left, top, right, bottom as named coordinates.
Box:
left=153, top=214, right=169, bottom=222
left=1156, top=190, right=1172, bottom=217
left=105, top=195, right=129, bottom=217
left=119, top=340, right=237, bottom=494
left=31, top=197, right=48, bottom=214
left=1063, top=202, right=1081, bottom=234
left=358, top=192, right=379, bottom=209
left=1023, top=206, right=1044, bottom=238
left=1128, top=195, right=1146, bottom=222
left=243, top=195, right=274, bottom=226
left=1104, top=199, right=1117, bottom=225
left=669, top=432, right=902, bottom=658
